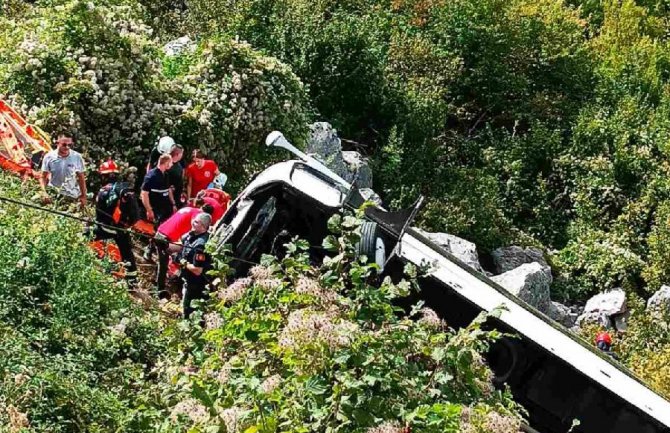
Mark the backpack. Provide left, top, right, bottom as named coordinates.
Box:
left=96, top=182, right=140, bottom=227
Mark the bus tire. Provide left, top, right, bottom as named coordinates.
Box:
left=357, top=221, right=386, bottom=271
left=490, top=337, right=519, bottom=384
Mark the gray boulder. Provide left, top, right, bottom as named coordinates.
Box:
left=342, top=151, right=373, bottom=189
left=575, top=288, right=627, bottom=331
left=647, top=285, right=670, bottom=317
left=416, top=229, right=483, bottom=273
left=306, top=122, right=349, bottom=179
left=491, top=246, right=548, bottom=275
left=546, top=301, right=579, bottom=328
left=575, top=311, right=613, bottom=330
left=491, top=262, right=552, bottom=311
left=583, top=288, right=626, bottom=317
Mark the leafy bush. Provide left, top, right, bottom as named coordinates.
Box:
left=0, top=0, right=311, bottom=178
left=155, top=212, right=523, bottom=432
left=551, top=225, right=645, bottom=299
left=0, top=173, right=168, bottom=431
left=170, top=38, right=310, bottom=178
left=617, top=296, right=670, bottom=400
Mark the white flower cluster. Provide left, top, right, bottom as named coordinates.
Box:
left=295, top=276, right=337, bottom=303
left=278, top=309, right=358, bottom=351
left=417, top=307, right=445, bottom=330
left=109, top=317, right=130, bottom=336
left=249, top=264, right=283, bottom=290
left=219, top=406, right=245, bottom=433
left=217, top=277, right=252, bottom=304
left=215, top=362, right=231, bottom=385
left=460, top=407, right=521, bottom=433
left=366, top=421, right=404, bottom=433
left=260, top=374, right=282, bottom=394
left=170, top=398, right=209, bottom=424
left=204, top=312, right=223, bottom=330
left=249, top=265, right=273, bottom=280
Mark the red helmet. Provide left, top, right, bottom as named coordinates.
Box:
left=99, top=159, right=119, bottom=174
left=596, top=331, right=612, bottom=345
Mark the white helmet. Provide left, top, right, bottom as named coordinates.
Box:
left=212, top=173, right=228, bottom=190
left=157, top=136, right=175, bottom=154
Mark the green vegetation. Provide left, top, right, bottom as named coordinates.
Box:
left=0, top=173, right=521, bottom=431
left=5, top=0, right=670, bottom=427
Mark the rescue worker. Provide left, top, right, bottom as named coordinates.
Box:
left=93, top=159, right=140, bottom=286
left=167, top=144, right=186, bottom=209
left=195, top=191, right=226, bottom=224
left=39, top=133, right=87, bottom=209
left=146, top=136, right=176, bottom=172
left=595, top=331, right=619, bottom=360
left=140, top=153, right=176, bottom=262
left=174, top=212, right=212, bottom=318
left=185, top=149, right=221, bottom=200
left=153, top=203, right=213, bottom=299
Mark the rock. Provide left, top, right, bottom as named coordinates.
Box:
left=574, top=288, right=627, bottom=331
left=359, top=188, right=383, bottom=206
left=306, top=122, right=349, bottom=181
left=163, top=36, right=195, bottom=57
left=342, top=151, right=373, bottom=189
left=491, top=262, right=552, bottom=311
left=583, top=288, right=626, bottom=317
left=546, top=301, right=578, bottom=328
left=575, top=311, right=613, bottom=330
left=416, top=229, right=483, bottom=273
left=647, top=285, right=670, bottom=317
left=491, top=246, right=548, bottom=275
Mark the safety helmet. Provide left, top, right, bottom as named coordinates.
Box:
left=99, top=159, right=120, bottom=174
left=157, top=136, right=176, bottom=154
left=212, top=172, right=228, bottom=190
left=595, top=331, right=612, bottom=346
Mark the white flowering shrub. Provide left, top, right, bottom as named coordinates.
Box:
left=0, top=1, right=310, bottom=175
left=171, top=38, right=310, bottom=175
left=0, top=0, right=175, bottom=163
left=159, top=211, right=523, bottom=432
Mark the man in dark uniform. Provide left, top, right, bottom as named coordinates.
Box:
left=175, top=212, right=212, bottom=318
left=140, top=153, right=176, bottom=263
left=167, top=144, right=186, bottom=209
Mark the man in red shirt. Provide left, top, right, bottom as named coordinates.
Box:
left=153, top=203, right=214, bottom=299
left=185, top=149, right=220, bottom=200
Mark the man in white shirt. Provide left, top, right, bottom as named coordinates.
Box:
left=40, top=133, right=87, bottom=208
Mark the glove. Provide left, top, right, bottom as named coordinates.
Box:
left=179, top=258, right=188, bottom=269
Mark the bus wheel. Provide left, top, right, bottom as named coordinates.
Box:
left=489, top=337, right=519, bottom=384
left=357, top=221, right=386, bottom=271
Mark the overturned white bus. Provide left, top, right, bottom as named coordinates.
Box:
left=211, top=132, right=670, bottom=433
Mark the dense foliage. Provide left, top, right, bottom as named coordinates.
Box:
left=0, top=173, right=168, bottom=431
left=149, top=0, right=670, bottom=302
left=156, top=212, right=523, bottom=432
left=0, top=0, right=309, bottom=177
left=0, top=172, right=522, bottom=431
